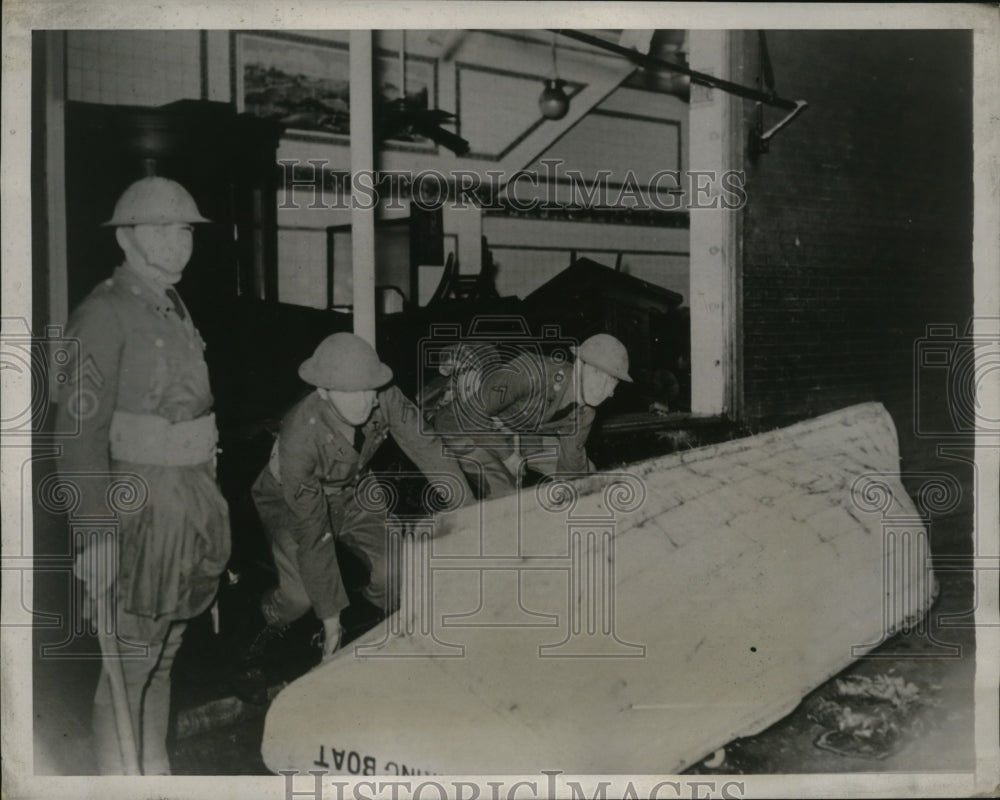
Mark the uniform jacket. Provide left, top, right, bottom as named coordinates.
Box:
left=252, top=386, right=468, bottom=620
left=54, top=264, right=231, bottom=636
left=431, top=351, right=596, bottom=475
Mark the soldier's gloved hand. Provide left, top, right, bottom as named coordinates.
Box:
left=443, top=436, right=476, bottom=455
left=321, top=616, right=343, bottom=662
left=501, top=452, right=525, bottom=482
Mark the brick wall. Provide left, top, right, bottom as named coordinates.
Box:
left=739, top=31, right=973, bottom=458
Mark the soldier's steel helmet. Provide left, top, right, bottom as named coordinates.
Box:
left=101, top=176, right=212, bottom=227
left=573, top=333, right=633, bottom=383
left=299, top=333, right=394, bottom=391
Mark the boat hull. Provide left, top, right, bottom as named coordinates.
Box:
left=262, top=402, right=933, bottom=775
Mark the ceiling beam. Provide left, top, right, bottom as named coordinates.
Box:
left=553, top=28, right=800, bottom=111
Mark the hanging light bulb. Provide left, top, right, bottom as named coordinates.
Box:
left=539, top=33, right=570, bottom=120
left=539, top=79, right=570, bottom=120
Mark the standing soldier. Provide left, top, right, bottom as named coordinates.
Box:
left=429, top=333, right=632, bottom=498
left=244, top=332, right=469, bottom=677
left=55, top=177, right=231, bottom=774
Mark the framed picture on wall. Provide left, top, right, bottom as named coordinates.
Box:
left=233, top=31, right=438, bottom=149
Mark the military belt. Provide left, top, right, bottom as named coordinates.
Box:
left=109, top=411, right=218, bottom=467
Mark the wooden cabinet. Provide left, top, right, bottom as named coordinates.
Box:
left=522, top=257, right=689, bottom=410
left=63, top=99, right=283, bottom=323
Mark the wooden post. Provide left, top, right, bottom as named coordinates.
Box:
left=688, top=30, right=739, bottom=418
left=350, top=30, right=377, bottom=345
left=96, top=596, right=141, bottom=774
left=44, top=31, right=68, bottom=329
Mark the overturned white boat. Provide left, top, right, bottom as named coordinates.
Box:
left=261, top=402, right=935, bottom=775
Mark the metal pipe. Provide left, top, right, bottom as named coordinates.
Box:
left=350, top=30, right=377, bottom=345
left=550, top=28, right=799, bottom=111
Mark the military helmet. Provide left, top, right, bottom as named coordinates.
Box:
left=299, top=332, right=394, bottom=391
left=573, top=333, right=633, bottom=383
left=101, top=176, right=211, bottom=227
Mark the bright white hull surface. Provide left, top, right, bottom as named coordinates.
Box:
left=262, top=402, right=933, bottom=775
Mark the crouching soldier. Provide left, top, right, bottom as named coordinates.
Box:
left=55, top=176, right=231, bottom=774
left=429, top=333, right=632, bottom=498
left=245, top=333, right=470, bottom=671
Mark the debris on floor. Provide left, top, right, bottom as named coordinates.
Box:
left=807, top=673, right=925, bottom=760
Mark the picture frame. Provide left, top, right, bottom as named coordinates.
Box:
left=233, top=30, right=439, bottom=150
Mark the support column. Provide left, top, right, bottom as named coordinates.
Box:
left=688, top=30, right=741, bottom=418
left=43, top=31, right=69, bottom=330
left=349, top=30, right=376, bottom=345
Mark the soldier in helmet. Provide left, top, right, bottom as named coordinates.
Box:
left=54, top=176, right=231, bottom=774
left=243, top=332, right=469, bottom=677
left=428, top=333, right=632, bottom=498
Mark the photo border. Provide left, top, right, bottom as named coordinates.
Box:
left=2, top=3, right=998, bottom=800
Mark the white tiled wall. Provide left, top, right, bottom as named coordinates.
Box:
left=277, top=189, right=413, bottom=309
left=277, top=228, right=327, bottom=309
left=66, top=30, right=201, bottom=106
left=491, top=82, right=690, bottom=301
left=487, top=246, right=689, bottom=301
left=58, top=30, right=691, bottom=308
left=458, top=67, right=543, bottom=156
left=484, top=216, right=689, bottom=301
left=537, top=113, right=682, bottom=179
